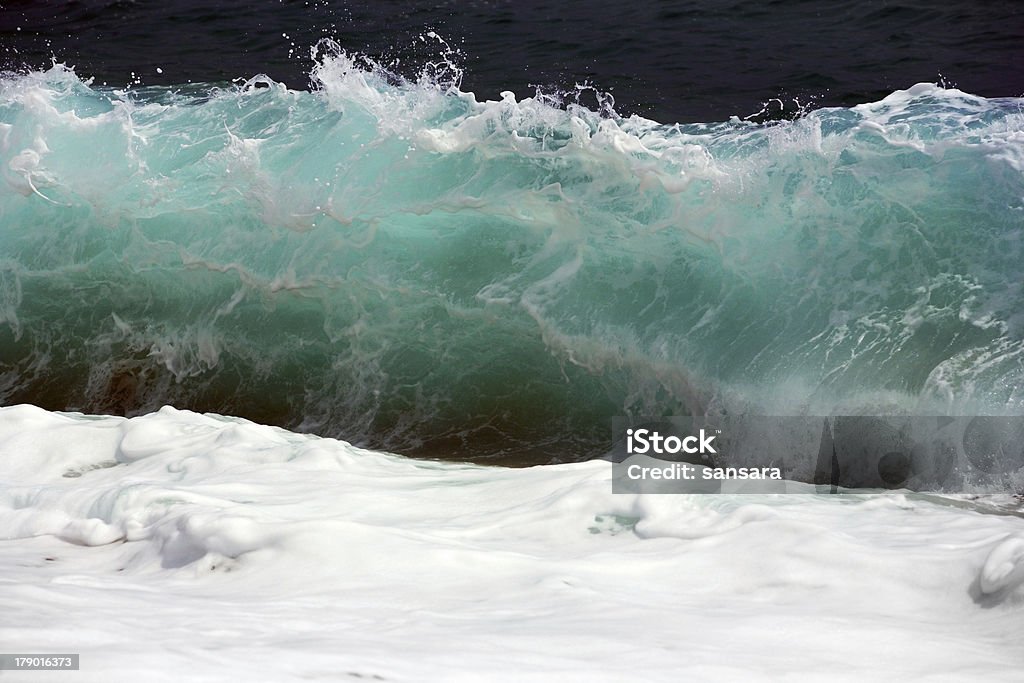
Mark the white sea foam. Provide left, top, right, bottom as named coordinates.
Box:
left=1, top=404, right=1023, bottom=681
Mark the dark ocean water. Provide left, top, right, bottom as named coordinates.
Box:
left=1, top=0, right=1022, bottom=122
left=1, top=1, right=1024, bottom=477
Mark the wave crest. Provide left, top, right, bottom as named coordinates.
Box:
left=1, top=59, right=1023, bottom=465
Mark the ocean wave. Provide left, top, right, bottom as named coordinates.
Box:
left=1, top=53, right=1023, bottom=463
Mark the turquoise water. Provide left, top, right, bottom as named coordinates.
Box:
left=1, top=56, right=1023, bottom=462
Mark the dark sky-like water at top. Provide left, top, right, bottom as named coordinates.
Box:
left=1, top=0, right=1021, bottom=122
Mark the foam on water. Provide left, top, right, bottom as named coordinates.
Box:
left=1, top=53, right=1023, bottom=463
left=0, top=404, right=1023, bottom=681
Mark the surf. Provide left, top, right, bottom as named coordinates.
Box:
left=1, top=50, right=1023, bottom=466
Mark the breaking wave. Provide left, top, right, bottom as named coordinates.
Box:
left=2, top=46, right=1023, bottom=464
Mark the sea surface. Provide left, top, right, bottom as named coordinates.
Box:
left=2, top=0, right=1022, bottom=122
left=2, top=6, right=1024, bottom=681
left=1, top=1, right=1023, bottom=472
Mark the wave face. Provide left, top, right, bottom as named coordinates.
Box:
left=1, top=57, right=1023, bottom=463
